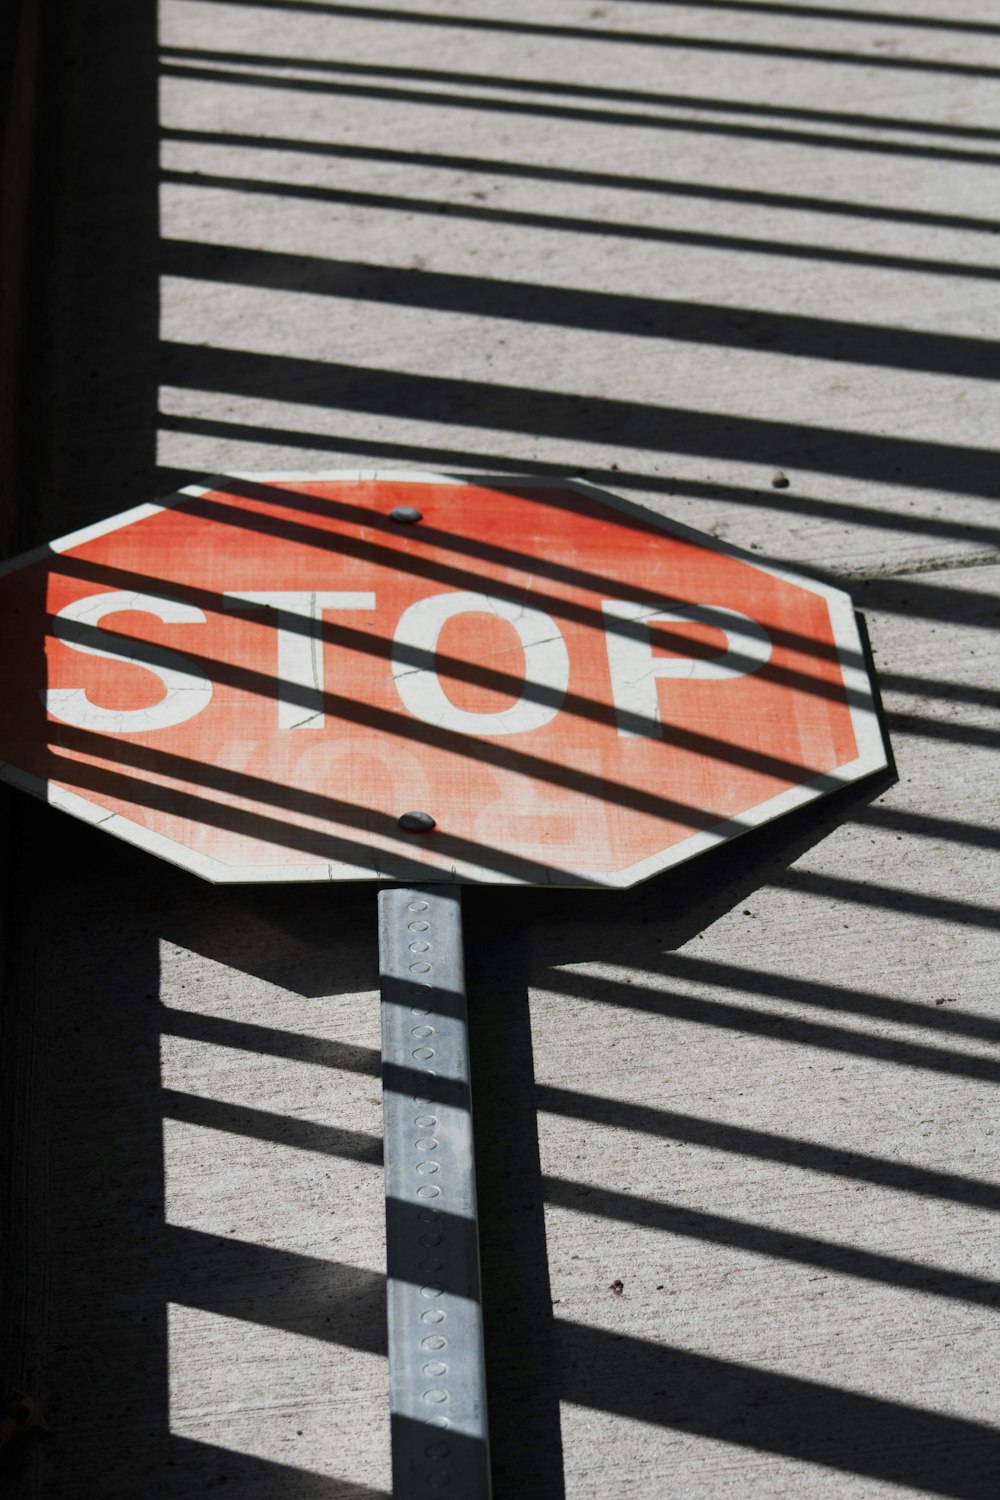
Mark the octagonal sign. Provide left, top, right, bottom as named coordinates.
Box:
left=0, top=472, right=885, bottom=886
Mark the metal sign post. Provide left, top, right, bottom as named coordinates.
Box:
left=379, top=884, right=491, bottom=1498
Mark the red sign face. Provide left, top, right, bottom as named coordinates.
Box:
left=0, top=473, right=884, bottom=885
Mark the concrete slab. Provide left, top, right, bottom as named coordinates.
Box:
left=5, top=1, right=998, bottom=1497
left=152, top=0, right=1000, bottom=575
left=494, top=560, right=999, bottom=1497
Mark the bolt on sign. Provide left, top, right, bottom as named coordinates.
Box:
left=0, top=472, right=886, bottom=885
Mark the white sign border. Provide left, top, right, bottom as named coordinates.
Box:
left=0, top=470, right=889, bottom=888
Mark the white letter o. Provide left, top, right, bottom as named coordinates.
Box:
left=392, top=591, right=569, bottom=736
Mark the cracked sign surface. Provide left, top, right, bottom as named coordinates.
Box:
left=0, top=472, right=886, bottom=885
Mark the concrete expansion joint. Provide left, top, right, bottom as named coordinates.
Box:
left=852, top=550, right=1000, bottom=581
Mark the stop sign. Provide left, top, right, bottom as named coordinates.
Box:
left=0, top=472, right=884, bottom=886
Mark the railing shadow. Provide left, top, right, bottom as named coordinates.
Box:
left=5, top=0, right=998, bottom=1496
left=179, top=1, right=1000, bottom=82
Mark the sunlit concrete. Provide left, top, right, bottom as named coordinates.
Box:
left=8, top=0, right=999, bottom=1496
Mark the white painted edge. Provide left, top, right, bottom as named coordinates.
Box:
left=218, top=470, right=852, bottom=604
left=0, top=471, right=565, bottom=579
left=223, top=468, right=470, bottom=484
left=561, top=477, right=844, bottom=602
left=0, top=736, right=887, bottom=889
left=50, top=503, right=169, bottom=554
left=0, top=469, right=888, bottom=887
left=610, top=590, right=886, bottom=886
left=0, top=468, right=842, bottom=604
left=0, top=737, right=886, bottom=892
left=0, top=501, right=189, bottom=578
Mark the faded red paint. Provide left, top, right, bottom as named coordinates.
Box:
left=0, top=476, right=871, bottom=885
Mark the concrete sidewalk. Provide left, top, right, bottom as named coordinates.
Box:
left=5, top=2, right=999, bottom=1496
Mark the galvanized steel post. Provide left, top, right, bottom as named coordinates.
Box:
left=378, top=884, right=491, bottom=1498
